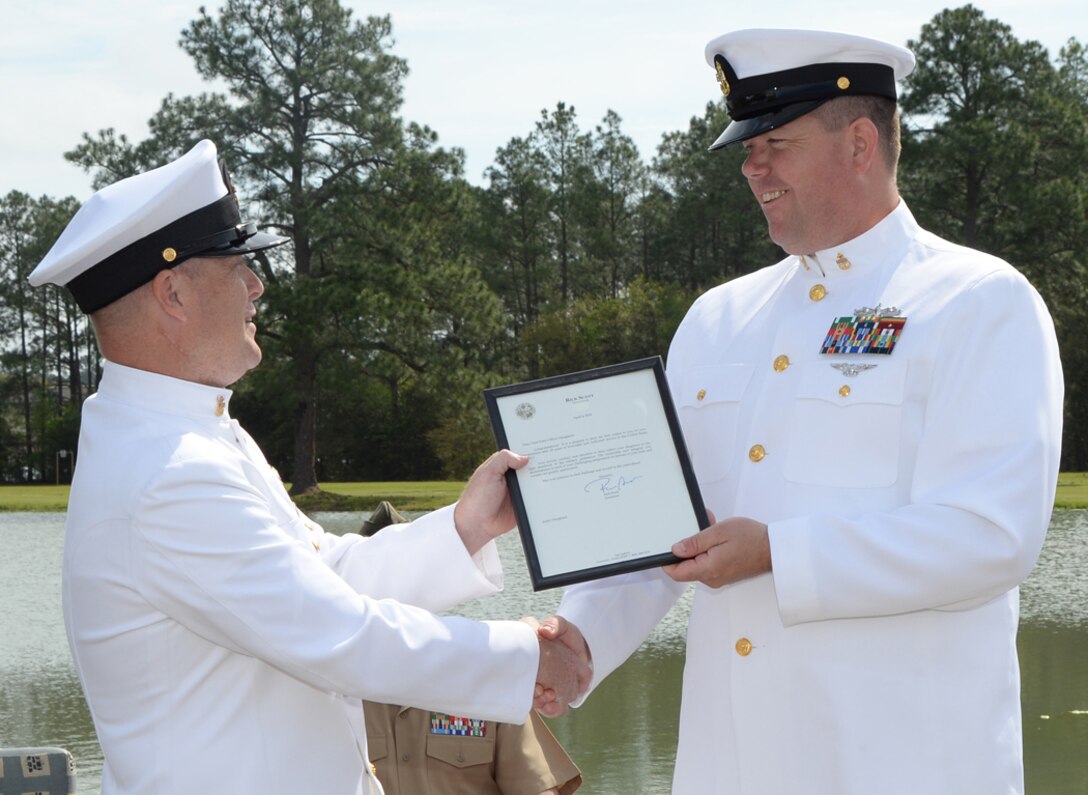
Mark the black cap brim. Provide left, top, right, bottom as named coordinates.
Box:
left=201, top=229, right=290, bottom=258
left=709, top=98, right=828, bottom=151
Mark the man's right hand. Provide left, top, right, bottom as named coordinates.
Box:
left=532, top=615, right=591, bottom=717
left=453, top=450, right=528, bottom=556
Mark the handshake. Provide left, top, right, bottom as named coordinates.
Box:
left=524, top=614, right=591, bottom=719
left=454, top=451, right=590, bottom=717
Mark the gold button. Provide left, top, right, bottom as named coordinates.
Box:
left=773, top=354, right=790, bottom=373
left=809, top=284, right=827, bottom=302
left=735, top=637, right=753, bottom=656
left=836, top=252, right=851, bottom=270
left=748, top=445, right=766, bottom=463
left=215, top=395, right=226, bottom=417
left=839, top=385, right=851, bottom=397
left=697, top=389, right=707, bottom=401
left=837, top=76, right=851, bottom=90
left=162, top=247, right=177, bottom=263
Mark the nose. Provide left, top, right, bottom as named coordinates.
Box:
left=740, top=143, right=768, bottom=179
left=244, top=264, right=265, bottom=300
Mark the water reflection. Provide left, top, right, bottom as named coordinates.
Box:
left=1020, top=509, right=1088, bottom=627
left=449, top=529, right=691, bottom=795
left=1, top=510, right=1086, bottom=794
left=1018, top=512, right=1088, bottom=795
left=0, top=513, right=101, bottom=787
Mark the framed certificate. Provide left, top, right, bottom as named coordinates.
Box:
left=484, top=357, right=709, bottom=590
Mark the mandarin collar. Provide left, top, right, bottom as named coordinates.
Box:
left=95, top=360, right=234, bottom=422
left=797, top=201, right=919, bottom=279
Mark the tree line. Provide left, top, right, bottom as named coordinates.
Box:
left=2, top=2, right=1086, bottom=491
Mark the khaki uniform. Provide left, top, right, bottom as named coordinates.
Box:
left=366, top=703, right=581, bottom=795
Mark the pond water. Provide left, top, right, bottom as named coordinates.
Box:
left=1, top=511, right=1086, bottom=793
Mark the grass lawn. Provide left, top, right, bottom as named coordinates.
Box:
left=0, top=482, right=467, bottom=513
left=3, top=476, right=1088, bottom=512
left=1055, top=472, right=1088, bottom=509
left=290, top=482, right=465, bottom=512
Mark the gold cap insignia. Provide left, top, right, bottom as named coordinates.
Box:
left=715, top=61, right=731, bottom=97
left=162, top=247, right=177, bottom=263
left=837, top=76, right=851, bottom=90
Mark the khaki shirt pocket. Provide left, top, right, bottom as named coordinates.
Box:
left=677, top=364, right=755, bottom=484
left=784, top=359, right=908, bottom=488
left=368, top=734, right=388, bottom=762
left=426, top=732, right=496, bottom=769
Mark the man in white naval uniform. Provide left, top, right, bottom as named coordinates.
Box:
left=537, top=29, right=1064, bottom=794
left=28, top=140, right=589, bottom=795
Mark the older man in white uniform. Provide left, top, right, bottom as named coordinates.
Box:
left=540, top=29, right=1064, bottom=794
left=29, top=141, right=588, bottom=795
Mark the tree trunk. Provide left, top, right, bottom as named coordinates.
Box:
left=18, top=300, right=32, bottom=479
left=288, top=350, right=319, bottom=495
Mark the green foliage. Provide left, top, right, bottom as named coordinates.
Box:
left=5, top=3, right=1087, bottom=479
left=900, top=4, right=1078, bottom=263
left=520, top=278, right=697, bottom=377
left=61, top=0, right=515, bottom=490
left=650, top=101, right=782, bottom=288
left=478, top=135, right=553, bottom=338
left=426, top=367, right=501, bottom=480
left=584, top=110, right=646, bottom=299
left=0, top=191, right=89, bottom=483
left=900, top=4, right=1088, bottom=469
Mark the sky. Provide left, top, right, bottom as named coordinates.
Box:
left=2, top=0, right=1085, bottom=202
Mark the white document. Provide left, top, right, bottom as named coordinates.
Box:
left=489, top=360, right=705, bottom=588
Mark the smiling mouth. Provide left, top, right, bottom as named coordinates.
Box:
left=761, top=190, right=788, bottom=204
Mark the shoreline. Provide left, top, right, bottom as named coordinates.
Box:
left=2, top=476, right=1087, bottom=513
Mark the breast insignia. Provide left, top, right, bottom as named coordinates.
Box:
left=430, top=712, right=487, bottom=737
left=821, top=304, right=906, bottom=355
left=830, top=362, right=878, bottom=377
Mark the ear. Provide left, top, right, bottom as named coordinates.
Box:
left=848, top=116, right=880, bottom=175
left=148, top=267, right=189, bottom=322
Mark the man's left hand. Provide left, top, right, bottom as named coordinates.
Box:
left=663, top=516, right=771, bottom=588
left=453, top=449, right=528, bottom=555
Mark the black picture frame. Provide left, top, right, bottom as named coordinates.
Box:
left=484, top=356, right=709, bottom=590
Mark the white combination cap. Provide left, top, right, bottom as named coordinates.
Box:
left=28, top=140, right=289, bottom=313
left=703, top=29, right=916, bottom=150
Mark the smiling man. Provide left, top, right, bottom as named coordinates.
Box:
left=28, top=140, right=588, bottom=795
left=541, top=29, right=1065, bottom=794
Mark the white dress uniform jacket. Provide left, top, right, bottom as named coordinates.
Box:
left=64, top=362, right=539, bottom=795
left=558, top=202, right=1063, bottom=794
